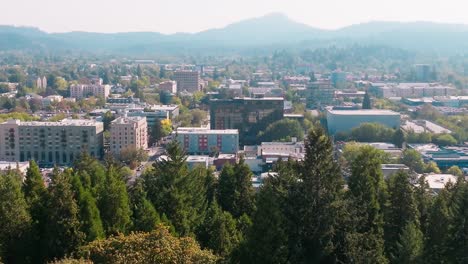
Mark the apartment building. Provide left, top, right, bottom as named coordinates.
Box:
left=110, top=116, right=148, bottom=155
left=70, top=84, right=111, bottom=99
left=0, top=119, right=104, bottom=166
left=173, top=127, right=239, bottom=155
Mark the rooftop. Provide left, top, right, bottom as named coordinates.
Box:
left=3, top=119, right=102, bottom=127
left=327, top=108, right=400, bottom=116
left=175, top=127, right=238, bottom=135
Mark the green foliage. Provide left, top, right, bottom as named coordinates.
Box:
left=394, top=222, right=424, bottom=263
left=336, top=122, right=396, bottom=142
left=217, top=160, right=255, bottom=218
left=98, top=166, right=132, bottom=236
left=445, top=182, right=468, bottom=263
left=400, top=149, right=425, bottom=173
left=143, top=141, right=207, bottom=236
left=77, top=226, right=218, bottom=264
left=257, top=118, right=304, bottom=142
left=424, top=190, right=450, bottom=262
left=43, top=169, right=85, bottom=261
left=447, top=165, right=464, bottom=177
left=392, top=128, right=406, bottom=148
left=129, top=180, right=161, bottom=232
left=0, top=170, right=31, bottom=263
left=432, top=133, right=458, bottom=146
left=362, top=91, right=372, bottom=109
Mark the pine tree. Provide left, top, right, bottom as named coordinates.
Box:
left=218, top=159, right=255, bottom=218
left=129, top=179, right=160, bottom=232
left=362, top=91, right=372, bottom=109
left=144, top=140, right=207, bottom=236
left=99, top=165, right=132, bottom=235
left=43, top=169, right=85, bottom=261
left=71, top=173, right=105, bottom=242
left=347, top=145, right=388, bottom=263
left=0, top=171, right=31, bottom=263
left=384, top=171, right=420, bottom=260
left=287, top=126, right=348, bottom=263
left=392, top=128, right=406, bottom=148
left=414, top=175, right=432, bottom=237
left=446, top=182, right=468, bottom=263
left=22, top=160, right=48, bottom=261
left=136, top=64, right=143, bottom=78
left=424, top=189, right=450, bottom=263
left=198, top=201, right=241, bottom=257
left=394, top=221, right=424, bottom=263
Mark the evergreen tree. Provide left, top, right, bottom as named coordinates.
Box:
left=414, top=175, right=432, bottom=237
left=43, top=169, right=85, bottom=261
left=99, top=165, right=132, bottom=235
left=0, top=171, right=31, bottom=263
left=71, top=173, right=105, bottom=242
left=198, top=201, right=241, bottom=257
left=288, top=126, right=348, bottom=263
left=347, top=145, right=388, bottom=263
left=217, top=159, right=255, bottom=218
left=384, top=171, right=419, bottom=260
left=424, top=189, right=450, bottom=263
left=129, top=179, right=160, bottom=232
left=446, top=182, right=468, bottom=263
left=144, top=140, right=207, bottom=236
left=392, top=128, right=406, bottom=148
left=362, top=91, right=372, bottom=109
left=136, top=64, right=143, bottom=78
left=22, top=160, right=48, bottom=261
left=394, top=221, right=424, bottom=263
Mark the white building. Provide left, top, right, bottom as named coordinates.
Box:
left=70, top=84, right=111, bottom=99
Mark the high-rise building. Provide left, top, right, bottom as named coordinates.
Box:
left=36, top=76, right=47, bottom=89
left=173, top=71, right=202, bottom=93
left=331, top=70, right=347, bottom=88
left=0, top=119, right=104, bottom=166
left=306, top=81, right=336, bottom=108
left=415, top=64, right=432, bottom=82
left=210, top=97, right=284, bottom=144
left=173, top=127, right=239, bottom=155
left=70, top=84, right=111, bottom=99
left=110, top=116, right=148, bottom=155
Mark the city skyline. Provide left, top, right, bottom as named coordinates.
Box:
left=3, top=0, right=468, bottom=34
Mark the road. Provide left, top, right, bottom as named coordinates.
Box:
left=128, top=146, right=165, bottom=184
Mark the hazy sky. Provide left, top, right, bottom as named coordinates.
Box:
left=2, top=0, right=468, bottom=33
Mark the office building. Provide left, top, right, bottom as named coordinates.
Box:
left=415, top=64, right=433, bottom=82
left=70, top=84, right=111, bottom=99
left=0, top=119, right=104, bottom=166
left=173, top=71, right=202, bottom=93
left=306, top=81, right=336, bottom=108
left=173, top=127, right=239, bottom=155
left=125, top=104, right=179, bottom=130
left=326, top=108, right=401, bottom=134
left=409, top=144, right=468, bottom=170
left=331, top=70, right=347, bottom=88
left=210, top=97, right=284, bottom=144
left=110, top=116, right=148, bottom=154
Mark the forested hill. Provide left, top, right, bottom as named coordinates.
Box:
left=3, top=13, right=468, bottom=55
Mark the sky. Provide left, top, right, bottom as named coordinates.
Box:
left=2, top=0, right=468, bottom=34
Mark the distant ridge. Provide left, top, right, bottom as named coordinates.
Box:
left=2, top=13, right=468, bottom=54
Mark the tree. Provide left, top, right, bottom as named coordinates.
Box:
left=119, top=147, right=148, bottom=169
left=129, top=179, right=161, bottom=232
left=98, top=166, right=132, bottom=236
left=424, top=161, right=441, bottom=174
left=445, top=182, right=468, bottom=263
left=392, top=128, right=406, bottom=148
left=22, top=160, right=48, bottom=261
left=394, top=222, right=424, bottom=263
left=71, top=174, right=105, bottom=242
left=76, top=226, right=218, bottom=264
left=136, top=64, right=143, bottom=78
left=384, top=171, right=419, bottom=260
left=0, top=171, right=31, bottom=263
left=433, top=133, right=457, bottom=146
left=424, top=190, right=450, bottom=262
left=257, top=118, right=304, bottom=142
left=149, top=118, right=163, bottom=146
left=102, top=111, right=115, bottom=131
left=198, top=201, right=241, bottom=257
left=362, top=91, right=372, bottom=109
left=217, top=160, right=255, bottom=218
left=143, top=140, right=207, bottom=236
left=400, top=149, right=425, bottom=173
left=447, top=165, right=464, bottom=177
left=43, top=169, right=85, bottom=261
left=347, top=145, right=388, bottom=263
left=287, top=126, right=348, bottom=263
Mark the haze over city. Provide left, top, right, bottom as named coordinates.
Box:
left=3, top=0, right=468, bottom=33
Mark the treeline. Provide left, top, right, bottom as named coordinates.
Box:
left=0, top=127, right=467, bottom=263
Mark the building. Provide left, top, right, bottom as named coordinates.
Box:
left=110, top=116, right=148, bottom=155
left=125, top=104, right=179, bottom=130
left=0, top=119, right=104, bottom=166
left=381, top=164, right=410, bottom=178
left=331, top=70, right=347, bottom=88
left=42, top=95, right=63, bottom=107
left=173, top=71, right=202, bottom=93
left=402, top=120, right=452, bottom=134
left=210, top=97, right=284, bottom=144
left=423, top=173, right=458, bottom=193
left=107, top=96, right=141, bottom=104
left=186, top=155, right=211, bottom=169
left=173, top=127, right=239, bottom=155
left=306, top=81, right=336, bottom=108
left=159, top=81, right=177, bottom=94
left=70, top=84, right=111, bottom=99
left=36, top=76, right=47, bottom=89
left=326, top=108, right=401, bottom=135
left=371, top=82, right=456, bottom=98
left=415, top=64, right=433, bottom=82
left=0, top=161, right=30, bottom=175
left=409, top=144, right=468, bottom=170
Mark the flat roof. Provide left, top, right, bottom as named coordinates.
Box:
left=4, top=119, right=102, bottom=127
left=327, top=109, right=400, bottom=116
left=175, top=128, right=238, bottom=134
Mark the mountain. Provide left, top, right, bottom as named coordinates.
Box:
left=3, top=14, right=468, bottom=55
